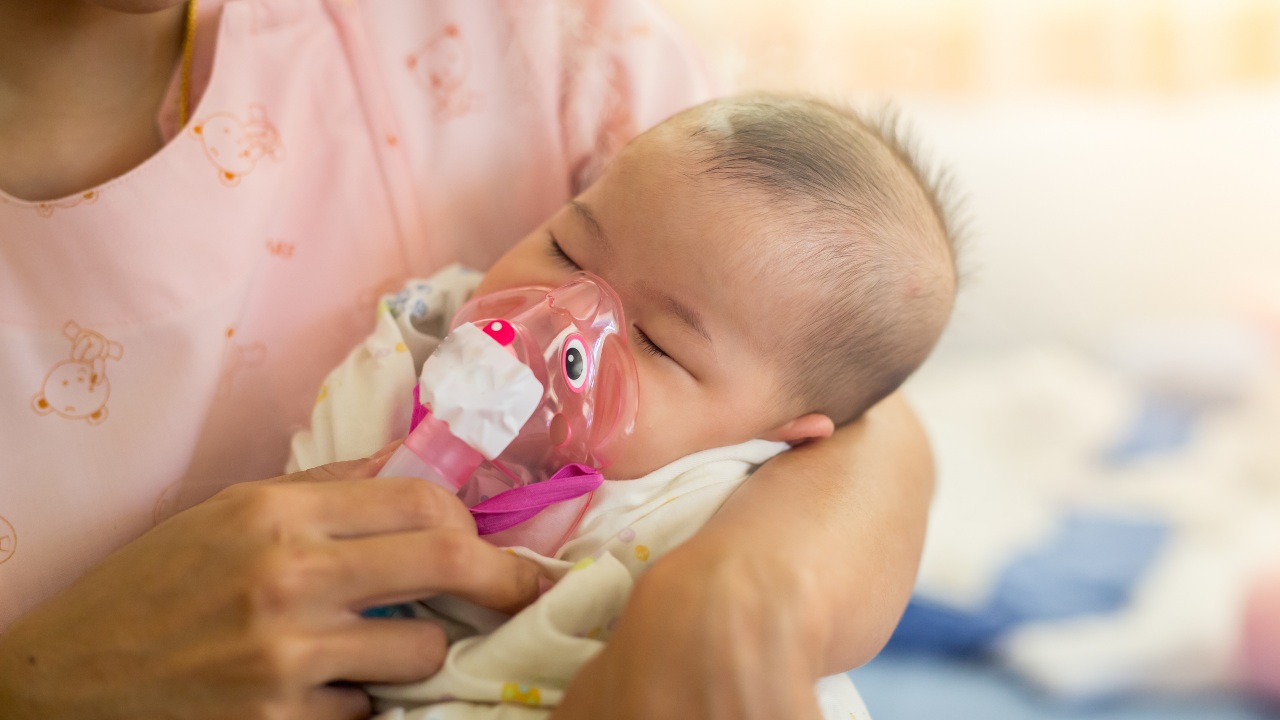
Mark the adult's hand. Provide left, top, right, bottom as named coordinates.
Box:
left=0, top=449, right=542, bottom=720
left=552, top=541, right=827, bottom=720
left=553, top=392, right=933, bottom=719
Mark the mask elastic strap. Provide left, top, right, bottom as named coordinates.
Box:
left=468, top=463, right=603, bottom=535
left=409, top=383, right=429, bottom=432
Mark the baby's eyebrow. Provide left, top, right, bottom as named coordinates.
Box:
left=638, top=280, right=712, bottom=345
left=570, top=200, right=711, bottom=347
left=570, top=200, right=612, bottom=256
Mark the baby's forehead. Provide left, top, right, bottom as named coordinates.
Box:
left=703, top=239, right=824, bottom=354
left=618, top=128, right=780, bottom=218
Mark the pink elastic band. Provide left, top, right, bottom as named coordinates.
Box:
left=469, top=463, right=603, bottom=535
left=410, top=384, right=429, bottom=432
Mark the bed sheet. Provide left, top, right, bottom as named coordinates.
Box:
left=850, top=653, right=1279, bottom=720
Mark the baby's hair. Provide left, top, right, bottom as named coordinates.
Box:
left=678, top=94, right=960, bottom=426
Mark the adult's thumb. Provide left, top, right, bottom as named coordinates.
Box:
left=281, top=440, right=402, bottom=484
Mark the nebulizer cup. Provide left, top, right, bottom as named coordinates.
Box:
left=376, top=271, right=639, bottom=507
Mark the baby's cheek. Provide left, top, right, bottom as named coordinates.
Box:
left=476, top=235, right=546, bottom=295
left=601, top=419, right=649, bottom=479
left=603, top=389, right=693, bottom=479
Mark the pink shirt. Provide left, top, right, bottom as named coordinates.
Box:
left=0, top=0, right=709, bottom=627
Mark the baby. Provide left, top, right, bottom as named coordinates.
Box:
left=290, top=94, right=957, bottom=719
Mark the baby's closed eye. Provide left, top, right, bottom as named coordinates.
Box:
left=546, top=235, right=579, bottom=270
left=632, top=326, right=668, bottom=359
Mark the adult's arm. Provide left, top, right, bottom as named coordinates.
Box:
left=0, top=449, right=542, bottom=720
left=554, top=391, right=934, bottom=719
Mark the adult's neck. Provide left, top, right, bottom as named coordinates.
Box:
left=0, top=0, right=186, bottom=200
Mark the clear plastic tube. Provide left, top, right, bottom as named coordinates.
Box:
left=376, top=413, right=485, bottom=493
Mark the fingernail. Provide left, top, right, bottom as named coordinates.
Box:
left=370, top=440, right=400, bottom=464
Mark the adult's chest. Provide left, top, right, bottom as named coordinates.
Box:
left=0, top=0, right=406, bottom=622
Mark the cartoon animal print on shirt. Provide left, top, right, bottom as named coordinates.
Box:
left=406, top=23, right=483, bottom=120
left=264, top=237, right=296, bottom=259
left=218, top=327, right=267, bottom=397
left=32, top=321, right=124, bottom=425
left=35, top=190, right=100, bottom=218
left=0, top=514, right=15, bottom=565
left=191, top=104, right=284, bottom=186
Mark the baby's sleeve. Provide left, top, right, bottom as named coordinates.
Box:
left=286, top=265, right=483, bottom=472
left=286, top=302, right=419, bottom=473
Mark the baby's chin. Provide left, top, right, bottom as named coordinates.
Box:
left=598, top=450, right=678, bottom=481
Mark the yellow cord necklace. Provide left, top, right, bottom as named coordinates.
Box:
left=178, top=0, right=198, bottom=127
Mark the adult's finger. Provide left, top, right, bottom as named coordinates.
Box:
left=309, top=619, right=449, bottom=685
left=296, top=685, right=371, bottom=720
left=332, top=529, right=542, bottom=614
left=276, top=441, right=401, bottom=486
left=293, top=475, right=475, bottom=539
left=276, top=456, right=381, bottom=485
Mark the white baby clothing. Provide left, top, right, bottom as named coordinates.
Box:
left=290, top=267, right=871, bottom=719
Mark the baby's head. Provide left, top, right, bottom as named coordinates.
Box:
left=479, top=94, right=957, bottom=479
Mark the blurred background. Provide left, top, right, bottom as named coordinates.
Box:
left=656, top=1, right=1280, bottom=718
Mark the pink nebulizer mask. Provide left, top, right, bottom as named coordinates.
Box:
left=377, top=272, right=638, bottom=545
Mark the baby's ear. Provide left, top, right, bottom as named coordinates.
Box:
left=760, top=413, right=834, bottom=446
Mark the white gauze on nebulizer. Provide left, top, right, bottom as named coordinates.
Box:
left=419, top=323, right=543, bottom=458
left=377, top=322, right=543, bottom=490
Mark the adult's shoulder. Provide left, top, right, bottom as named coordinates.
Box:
left=338, top=0, right=716, bottom=270
left=549, top=0, right=717, bottom=189
left=359, top=0, right=714, bottom=188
